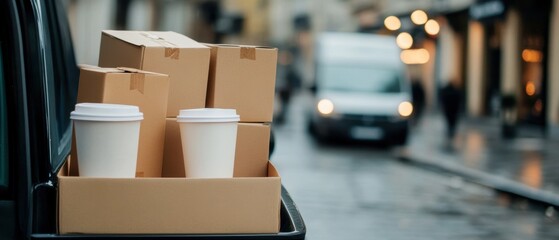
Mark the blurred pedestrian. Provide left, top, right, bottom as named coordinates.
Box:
left=274, top=48, right=300, bottom=124
left=411, top=77, right=425, bottom=124
left=440, top=80, right=462, bottom=140
left=115, top=0, right=132, bottom=30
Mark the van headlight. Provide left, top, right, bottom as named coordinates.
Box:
left=317, top=99, right=335, bottom=115
left=398, top=101, right=413, bottom=117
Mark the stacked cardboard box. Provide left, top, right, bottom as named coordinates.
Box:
left=162, top=44, right=277, bottom=178
left=205, top=44, right=277, bottom=123
left=70, top=66, right=170, bottom=178
left=207, top=44, right=277, bottom=177
left=99, top=30, right=210, bottom=117
left=59, top=32, right=281, bottom=235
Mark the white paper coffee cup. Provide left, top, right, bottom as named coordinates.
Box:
left=177, top=108, right=240, bottom=178
left=71, top=103, right=143, bottom=178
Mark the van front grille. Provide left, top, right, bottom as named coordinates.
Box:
left=341, top=114, right=390, bottom=123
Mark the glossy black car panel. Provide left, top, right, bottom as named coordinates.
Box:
left=1, top=0, right=79, bottom=237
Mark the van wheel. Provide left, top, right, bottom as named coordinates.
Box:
left=307, top=119, right=316, bottom=135
left=307, top=120, right=330, bottom=143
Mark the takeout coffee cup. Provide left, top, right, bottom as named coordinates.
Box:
left=177, top=108, right=240, bottom=178
left=71, top=103, right=143, bottom=178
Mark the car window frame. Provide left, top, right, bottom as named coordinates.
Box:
left=25, top=0, right=78, bottom=175
left=44, top=0, right=78, bottom=173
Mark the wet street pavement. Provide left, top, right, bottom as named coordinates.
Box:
left=405, top=113, right=559, bottom=205
left=271, top=92, right=559, bottom=240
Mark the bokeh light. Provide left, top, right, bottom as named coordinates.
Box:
left=400, top=48, right=430, bottom=64
left=526, top=81, right=536, bottom=96
left=425, top=19, right=440, bottom=35
left=317, top=99, right=334, bottom=115
left=398, top=101, right=414, bottom=117
left=384, top=16, right=401, bottom=31
left=522, top=49, right=543, bottom=63
left=411, top=10, right=428, bottom=25
left=396, top=32, right=413, bottom=49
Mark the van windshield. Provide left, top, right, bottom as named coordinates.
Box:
left=319, top=64, right=401, bottom=93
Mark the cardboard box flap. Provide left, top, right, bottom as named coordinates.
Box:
left=78, top=65, right=168, bottom=77
left=78, top=65, right=122, bottom=73
left=205, top=43, right=276, bottom=50
left=103, top=30, right=209, bottom=49
left=267, top=162, right=279, bottom=177
left=116, top=67, right=168, bottom=76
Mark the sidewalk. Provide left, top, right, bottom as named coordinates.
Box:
left=401, top=112, right=559, bottom=207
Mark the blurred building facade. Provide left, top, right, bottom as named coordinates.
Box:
left=433, top=0, right=559, bottom=138
left=66, top=0, right=559, bottom=137
left=367, top=0, right=559, bottom=138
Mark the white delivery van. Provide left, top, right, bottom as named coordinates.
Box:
left=308, top=32, right=412, bottom=145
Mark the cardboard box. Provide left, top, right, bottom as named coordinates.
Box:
left=58, top=161, right=281, bottom=234
left=205, top=44, right=278, bottom=122
left=72, top=66, right=169, bottom=177
left=233, top=123, right=271, bottom=177
left=99, top=30, right=210, bottom=117
left=162, top=120, right=270, bottom=178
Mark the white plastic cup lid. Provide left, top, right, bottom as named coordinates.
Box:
left=177, top=108, right=240, bottom=123
left=70, top=103, right=143, bottom=121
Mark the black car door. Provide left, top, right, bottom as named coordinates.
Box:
left=0, top=0, right=78, bottom=238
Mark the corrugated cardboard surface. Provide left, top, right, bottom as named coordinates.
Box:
left=162, top=120, right=270, bottom=178
left=99, top=30, right=210, bottom=117
left=72, top=67, right=169, bottom=177
left=206, top=44, right=278, bottom=123
left=58, top=162, right=281, bottom=234
left=234, top=123, right=271, bottom=177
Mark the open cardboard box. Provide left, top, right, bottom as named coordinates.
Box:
left=58, top=158, right=281, bottom=234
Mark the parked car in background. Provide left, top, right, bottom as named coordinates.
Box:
left=308, top=32, right=412, bottom=145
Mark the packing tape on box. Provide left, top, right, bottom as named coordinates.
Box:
left=141, top=32, right=180, bottom=60
left=164, top=48, right=180, bottom=60
left=130, top=73, right=145, bottom=94
left=240, top=47, right=256, bottom=60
